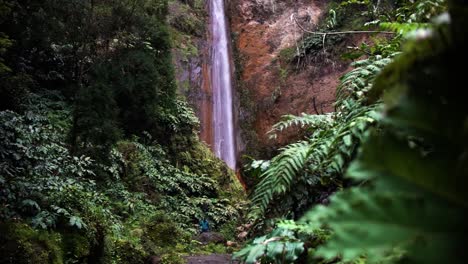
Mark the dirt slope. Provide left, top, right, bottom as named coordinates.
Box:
left=229, top=0, right=351, bottom=151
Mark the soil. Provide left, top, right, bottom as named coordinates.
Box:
left=229, top=0, right=364, bottom=152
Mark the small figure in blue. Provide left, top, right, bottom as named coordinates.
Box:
left=199, top=218, right=209, bottom=233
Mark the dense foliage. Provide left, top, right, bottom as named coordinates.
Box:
left=236, top=0, right=466, bottom=263
left=2, top=0, right=466, bottom=263
left=248, top=53, right=393, bottom=220
left=0, top=0, right=244, bottom=263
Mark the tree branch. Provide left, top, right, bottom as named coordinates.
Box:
left=293, top=15, right=395, bottom=36
left=312, top=97, right=320, bottom=115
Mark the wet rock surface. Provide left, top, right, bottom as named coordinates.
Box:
left=195, top=232, right=226, bottom=244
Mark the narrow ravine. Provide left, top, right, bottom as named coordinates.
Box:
left=210, top=0, right=236, bottom=169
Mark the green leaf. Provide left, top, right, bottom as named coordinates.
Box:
left=69, top=216, right=85, bottom=229
left=245, top=244, right=266, bottom=264
left=302, top=185, right=466, bottom=263
left=347, top=132, right=468, bottom=207
left=21, top=199, right=40, bottom=210
left=343, top=134, right=353, bottom=147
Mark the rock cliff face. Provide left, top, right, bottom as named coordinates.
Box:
left=171, top=0, right=360, bottom=161
left=169, top=0, right=214, bottom=146
left=229, top=0, right=352, bottom=155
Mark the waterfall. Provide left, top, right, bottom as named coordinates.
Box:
left=210, top=0, right=236, bottom=169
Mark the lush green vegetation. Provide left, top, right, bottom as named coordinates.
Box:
left=0, top=0, right=243, bottom=263
left=1, top=0, right=467, bottom=263
left=235, top=0, right=467, bottom=263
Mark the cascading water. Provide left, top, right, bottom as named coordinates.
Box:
left=210, top=0, right=236, bottom=169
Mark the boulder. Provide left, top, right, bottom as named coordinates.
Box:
left=195, top=232, right=226, bottom=244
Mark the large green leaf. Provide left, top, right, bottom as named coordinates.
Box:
left=301, top=183, right=466, bottom=263
left=233, top=228, right=304, bottom=264
left=347, top=132, right=468, bottom=207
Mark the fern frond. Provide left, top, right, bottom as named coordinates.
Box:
left=300, top=183, right=465, bottom=263
left=268, top=113, right=334, bottom=139
left=380, top=22, right=429, bottom=35
left=336, top=54, right=395, bottom=108
left=251, top=141, right=311, bottom=216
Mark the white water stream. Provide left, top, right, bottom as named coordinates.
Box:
left=210, top=0, right=236, bottom=169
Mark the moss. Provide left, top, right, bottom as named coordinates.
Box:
left=203, top=243, right=228, bottom=254
left=186, top=242, right=230, bottom=255
left=230, top=24, right=264, bottom=162
left=296, top=1, right=368, bottom=61
left=144, top=214, right=184, bottom=248
left=160, top=252, right=185, bottom=264
left=218, top=220, right=237, bottom=241
left=170, top=29, right=199, bottom=61
left=61, top=232, right=91, bottom=263
left=169, top=133, right=244, bottom=197
left=278, top=47, right=297, bottom=65
left=0, top=222, right=63, bottom=264
left=178, top=79, right=190, bottom=93
left=111, top=239, right=147, bottom=264
left=167, top=0, right=205, bottom=37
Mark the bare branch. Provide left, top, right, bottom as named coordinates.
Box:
left=312, top=97, right=320, bottom=115
left=293, top=15, right=395, bottom=36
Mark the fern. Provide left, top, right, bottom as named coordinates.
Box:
left=336, top=54, right=396, bottom=109
left=394, top=0, right=446, bottom=23
left=250, top=141, right=311, bottom=217
left=301, top=131, right=467, bottom=263
left=233, top=227, right=305, bottom=264
left=249, top=106, right=380, bottom=219
left=316, top=104, right=379, bottom=176
left=300, top=181, right=465, bottom=263
left=239, top=1, right=462, bottom=264
left=268, top=113, right=334, bottom=139
left=380, top=22, right=430, bottom=35
left=250, top=53, right=391, bottom=218
left=301, top=10, right=468, bottom=263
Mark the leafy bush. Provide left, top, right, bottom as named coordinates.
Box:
left=0, top=98, right=103, bottom=230
left=0, top=0, right=245, bottom=262
left=234, top=226, right=306, bottom=264
left=0, top=91, right=243, bottom=262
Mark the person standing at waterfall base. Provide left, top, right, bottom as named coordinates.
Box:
left=199, top=218, right=209, bottom=233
